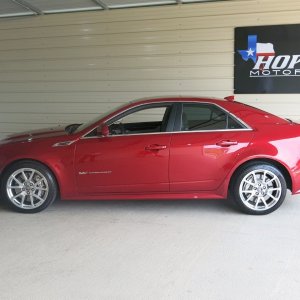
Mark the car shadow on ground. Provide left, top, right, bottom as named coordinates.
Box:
left=0, top=197, right=238, bottom=215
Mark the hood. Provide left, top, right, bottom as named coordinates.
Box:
left=3, top=126, right=68, bottom=143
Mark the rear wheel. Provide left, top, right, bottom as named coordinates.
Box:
left=230, top=163, right=287, bottom=215
left=1, top=161, right=58, bottom=213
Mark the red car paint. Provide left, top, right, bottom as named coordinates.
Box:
left=1, top=96, right=300, bottom=201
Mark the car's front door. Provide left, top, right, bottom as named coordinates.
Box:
left=169, top=103, right=254, bottom=192
left=74, top=103, right=175, bottom=195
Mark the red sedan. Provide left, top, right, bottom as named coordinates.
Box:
left=0, top=96, right=299, bottom=215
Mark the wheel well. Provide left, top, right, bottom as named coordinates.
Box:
left=229, top=158, right=292, bottom=191
left=1, top=159, right=60, bottom=195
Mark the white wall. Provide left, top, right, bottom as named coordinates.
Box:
left=0, top=0, right=300, bottom=139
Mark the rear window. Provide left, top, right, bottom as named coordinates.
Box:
left=181, top=103, right=244, bottom=131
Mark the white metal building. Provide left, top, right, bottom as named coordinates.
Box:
left=0, top=0, right=299, bottom=140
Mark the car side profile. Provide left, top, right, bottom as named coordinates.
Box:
left=0, top=96, right=300, bottom=215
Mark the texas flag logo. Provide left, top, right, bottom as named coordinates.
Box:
left=238, top=35, right=275, bottom=64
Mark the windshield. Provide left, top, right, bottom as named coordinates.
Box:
left=73, top=102, right=129, bottom=133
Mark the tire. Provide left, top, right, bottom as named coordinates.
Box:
left=0, top=160, right=58, bottom=213
left=230, top=163, right=287, bottom=215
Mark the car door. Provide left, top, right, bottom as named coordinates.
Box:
left=74, top=103, right=176, bottom=195
left=169, top=102, right=254, bottom=192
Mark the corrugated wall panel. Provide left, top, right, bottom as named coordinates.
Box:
left=0, top=54, right=232, bottom=71
left=0, top=41, right=233, bottom=61
left=0, top=28, right=232, bottom=50
left=0, top=67, right=232, bottom=81
left=0, top=79, right=232, bottom=92
left=0, top=0, right=300, bottom=139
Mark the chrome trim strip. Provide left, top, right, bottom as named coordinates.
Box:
left=81, top=101, right=253, bottom=139
left=81, top=128, right=253, bottom=139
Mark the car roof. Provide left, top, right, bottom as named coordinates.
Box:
left=125, top=96, right=288, bottom=127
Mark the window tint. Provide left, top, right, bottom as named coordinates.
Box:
left=228, top=115, right=243, bottom=129
left=181, top=104, right=244, bottom=131
left=109, top=105, right=171, bottom=135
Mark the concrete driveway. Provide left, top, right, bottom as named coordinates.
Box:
left=1, top=194, right=300, bottom=299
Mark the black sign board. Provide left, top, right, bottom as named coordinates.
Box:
left=234, top=24, right=300, bottom=94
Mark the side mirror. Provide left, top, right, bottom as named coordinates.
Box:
left=99, top=124, right=110, bottom=137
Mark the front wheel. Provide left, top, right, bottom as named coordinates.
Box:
left=230, top=163, right=287, bottom=215
left=1, top=161, right=58, bottom=213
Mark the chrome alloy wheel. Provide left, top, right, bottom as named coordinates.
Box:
left=6, top=168, right=49, bottom=209
left=239, top=169, right=282, bottom=211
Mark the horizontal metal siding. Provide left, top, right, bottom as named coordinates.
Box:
left=0, top=0, right=299, bottom=139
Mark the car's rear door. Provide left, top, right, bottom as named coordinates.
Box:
left=169, top=102, right=254, bottom=192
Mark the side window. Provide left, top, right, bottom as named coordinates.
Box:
left=109, top=105, right=171, bottom=135
left=181, top=104, right=244, bottom=131
left=227, top=115, right=244, bottom=129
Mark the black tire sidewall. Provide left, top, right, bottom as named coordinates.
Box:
left=1, top=161, right=58, bottom=213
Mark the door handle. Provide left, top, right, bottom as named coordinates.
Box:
left=145, top=144, right=167, bottom=151
left=216, top=140, right=238, bottom=147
